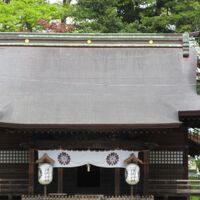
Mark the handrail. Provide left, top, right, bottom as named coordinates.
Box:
left=0, top=179, right=28, bottom=182
left=0, top=178, right=28, bottom=194
left=22, top=195, right=154, bottom=200
left=148, top=179, right=200, bottom=195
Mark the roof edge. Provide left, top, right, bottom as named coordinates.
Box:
left=0, top=122, right=181, bottom=130
left=0, top=32, right=184, bottom=48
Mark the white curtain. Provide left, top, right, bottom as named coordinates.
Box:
left=38, top=150, right=138, bottom=168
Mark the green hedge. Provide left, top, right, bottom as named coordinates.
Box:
left=190, top=196, right=200, bottom=200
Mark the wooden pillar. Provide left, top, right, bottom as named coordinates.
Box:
left=28, top=149, right=35, bottom=194
left=183, top=146, right=189, bottom=179
left=143, top=150, right=150, bottom=195
left=114, top=168, right=120, bottom=196
left=184, top=128, right=189, bottom=179
left=57, top=168, right=63, bottom=193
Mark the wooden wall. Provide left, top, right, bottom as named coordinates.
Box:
left=0, top=131, right=30, bottom=179
left=0, top=164, right=28, bottom=179
left=0, top=127, right=188, bottom=196
left=147, top=129, right=188, bottom=180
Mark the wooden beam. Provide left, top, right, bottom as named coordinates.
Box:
left=179, top=110, right=200, bottom=117
left=143, top=150, right=150, bottom=195
left=57, top=168, right=63, bottom=193
left=28, top=149, right=35, bottom=194
left=35, top=140, right=147, bottom=150
left=114, top=168, right=120, bottom=196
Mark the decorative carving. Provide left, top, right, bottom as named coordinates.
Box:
left=183, top=32, right=190, bottom=57
left=124, top=153, right=143, bottom=164
left=36, top=153, right=55, bottom=164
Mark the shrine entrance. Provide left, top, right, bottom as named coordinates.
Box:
left=31, top=150, right=147, bottom=196
left=77, top=165, right=100, bottom=188
left=62, top=167, right=114, bottom=195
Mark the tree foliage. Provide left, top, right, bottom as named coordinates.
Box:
left=139, top=0, right=200, bottom=33
left=0, top=0, right=200, bottom=33
left=72, top=0, right=200, bottom=33
left=0, top=0, right=68, bottom=32
left=196, top=158, right=200, bottom=171
left=72, top=0, right=124, bottom=33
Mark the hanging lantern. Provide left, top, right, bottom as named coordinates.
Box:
left=36, top=153, right=55, bottom=186
left=38, top=163, right=53, bottom=185
left=125, top=163, right=140, bottom=185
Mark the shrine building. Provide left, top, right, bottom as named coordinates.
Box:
left=0, top=33, right=200, bottom=200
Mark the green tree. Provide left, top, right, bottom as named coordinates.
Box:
left=140, top=0, right=200, bottom=32
left=72, top=0, right=125, bottom=33
left=196, top=158, right=200, bottom=171
left=1, top=0, right=200, bottom=33
left=0, top=0, right=11, bottom=3
left=0, top=0, right=67, bottom=32
left=71, top=0, right=200, bottom=33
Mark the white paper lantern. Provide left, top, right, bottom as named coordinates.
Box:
left=125, top=163, right=140, bottom=185
left=38, top=163, right=53, bottom=185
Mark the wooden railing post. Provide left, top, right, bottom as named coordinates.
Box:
left=28, top=149, right=35, bottom=194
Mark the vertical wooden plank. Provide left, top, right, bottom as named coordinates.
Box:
left=184, top=128, right=189, bottom=179
left=143, top=150, right=150, bottom=195
left=114, top=168, right=120, bottom=196
left=28, top=149, right=35, bottom=194
left=183, top=146, right=189, bottom=179
left=57, top=168, right=63, bottom=193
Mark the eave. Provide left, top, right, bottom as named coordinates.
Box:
left=0, top=122, right=181, bottom=130
left=179, top=110, right=200, bottom=127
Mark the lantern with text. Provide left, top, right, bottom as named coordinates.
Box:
left=36, top=153, right=55, bottom=196
left=124, top=153, right=143, bottom=186
left=125, top=163, right=140, bottom=185
left=38, top=163, right=53, bottom=185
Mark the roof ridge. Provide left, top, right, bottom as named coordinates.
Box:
left=0, top=32, right=184, bottom=48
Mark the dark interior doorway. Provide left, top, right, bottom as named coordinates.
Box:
left=77, top=165, right=100, bottom=187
